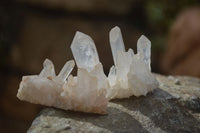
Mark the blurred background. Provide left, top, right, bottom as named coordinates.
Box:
left=1, top=0, right=200, bottom=132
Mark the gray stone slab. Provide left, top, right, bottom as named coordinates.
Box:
left=27, top=74, right=200, bottom=133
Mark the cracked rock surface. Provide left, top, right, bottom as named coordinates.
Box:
left=27, top=74, right=200, bottom=133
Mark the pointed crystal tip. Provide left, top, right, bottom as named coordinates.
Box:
left=44, top=58, right=53, bottom=66
left=70, top=31, right=99, bottom=71
left=109, top=26, right=121, bottom=42
left=39, top=58, right=56, bottom=78
left=58, top=60, right=75, bottom=81
left=137, top=35, right=150, bottom=47
left=137, top=35, right=151, bottom=53
left=109, top=26, right=125, bottom=65
left=137, top=35, right=151, bottom=70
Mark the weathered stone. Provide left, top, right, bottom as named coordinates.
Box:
left=27, top=74, right=200, bottom=133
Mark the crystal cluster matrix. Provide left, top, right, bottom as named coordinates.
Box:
left=17, top=26, right=158, bottom=114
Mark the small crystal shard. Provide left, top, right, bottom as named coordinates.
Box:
left=57, top=60, right=75, bottom=81
left=108, top=65, right=116, bottom=86
left=39, top=59, right=56, bottom=78
left=109, top=26, right=125, bottom=65
left=137, top=35, right=151, bottom=70
left=71, top=31, right=99, bottom=71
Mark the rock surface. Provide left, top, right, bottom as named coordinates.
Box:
left=27, top=74, right=200, bottom=133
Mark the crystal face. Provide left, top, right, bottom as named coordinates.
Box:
left=39, top=59, right=56, bottom=78
left=17, top=26, right=158, bottom=114
left=109, top=26, right=125, bottom=65
left=137, top=35, right=151, bottom=70
left=71, top=31, right=99, bottom=71
left=57, top=60, right=75, bottom=81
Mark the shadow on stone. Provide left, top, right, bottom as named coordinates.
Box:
left=111, top=88, right=200, bottom=133
left=40, top=107, right=149, bottom=133
left=26, top=75, right=200, bottom=133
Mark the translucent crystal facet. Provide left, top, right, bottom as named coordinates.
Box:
left=39, top=59, right=56, bottom=78
left=71, top=31, right=99, bottom=71
left=57, top=60, right=75, bottom=81
left=108, top=65, right=116, bottom=86
left=109, top=26, right=125, bottom=65
left=137, top=35, right=151, bottom=70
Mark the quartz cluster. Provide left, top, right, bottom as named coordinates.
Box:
left=17, top=26, right=158, bottom=114
left=107, top=27, right=158, bottom=99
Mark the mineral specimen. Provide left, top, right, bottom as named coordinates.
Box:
left=61, top=31, right=108, bottom=114
left=17, top=26, right=158, bottom=114
left=17, top=32, right=108, bottom=114
left=107, top=26, right=158, bottom=99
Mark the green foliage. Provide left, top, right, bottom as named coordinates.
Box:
left=145, top=0, right=200, bottom=51
left=146, top=0, right=200, bottom=32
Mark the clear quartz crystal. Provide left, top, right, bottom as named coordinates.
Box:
left=108, top=65, right=116, bottom=86
left=107, top=26, right=158, bottom=99
left=17, top=26, right=159, bottom=114
left=39, top=59, right=56, bottom=78
left=71, top=31, right=99, bottom=71
left=137, top=35, right=151, bottom=71
left=109, top=26, right=125, bottom=65
left=57, top=60, right=75, bottom=81
left=109, top=26, right=131, bottom=85
left=127, top=48, right=134, bottom=57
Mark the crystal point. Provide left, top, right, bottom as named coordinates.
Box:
left=71, top=31, right=99, bottom=71
left=58, top=60, right=75, bottom=81
left=137, top=35, right=151, bottom=70
left=109, top=26, right=125, bottom=65
left=127, top=48, right=134, bottom=57
left=39, top=59, right=56, bottom=78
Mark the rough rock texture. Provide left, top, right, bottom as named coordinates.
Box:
left=27, top=74, right=200, bottom=133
